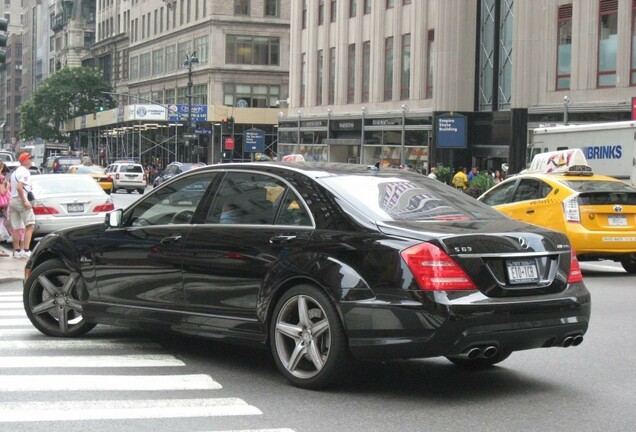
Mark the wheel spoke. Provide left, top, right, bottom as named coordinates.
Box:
left=60, top=276, right=75, bottom=297
left=66, top=299, right=83, bottom=312
left=297, top=296, right=311, bottom=327
left=286, top=340, right=307, bottom=372
left=307, top=340, right=325, bottom=371
left=276, top=321, right=302, bottom=340
left=37, top=275, right=62, bottom=297
left=31, top=299, right=57, bottom=316
left=57, top=307, right=69, bottom=333
left=311, top=318, right=329, bottom=338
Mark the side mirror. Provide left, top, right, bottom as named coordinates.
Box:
left=501, top=163, right=509, bottom=173
left=106, top=209, right=123, bottom=227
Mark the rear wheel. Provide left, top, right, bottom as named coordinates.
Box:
left=621, top=255, right=636, bottom=273
left=126, top=189, right=132, bottom=194
left=270, top=285, right=350, bottom=389
left=446, top=349, right=512, bottom=369
left=137, top=188, right=145, bottom=194
left=23, top=259, right=96, bottom=337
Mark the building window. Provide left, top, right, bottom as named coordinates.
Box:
left=330, top=0, right=337, bottom=22
left=386, top=0, right=394, bottom=8
left=498, top=0, right=513, bottom=110
left=302, top=0, right=307, bottom=29
left=557, top=4, right=572, bottom=90
left=224, top=84, right=279, bottom=108
left=265, top=0, right=279, bottom=17
left=225, top=35, right=280, bottom=65
left=384, top=37, right=393, bottom=101
left=317, top=50, right=324, bottom=105
left=350, top=0, right=357, bottom=18
left=235, top=0, right=249, bottom=15
left=403, top=0, right=411, bottom=4
left=165, top=45, right=176, bottom=72
left=401, top=33, right=410, bottom=100
left=632, top=0, right=636, bottom=85
left=129, top=56, right=139, bottom=80
left=329, top=47, right=335, bottom=104
left=598, top=0, right=617, bottom=87
left=300, top=53, right=306, bottom=107
left=347, top=43, right=356, bottom=103
left=194, top=35, right=209, bottom=64
left=152, top=48, right=164, bottom=75
left=479, top=0, right=495, bottom=111
left=364, top=0, right=371, bottom=14
left=319, top=0, right=324, bottom=25
left=139, top=52, right=151, bottom=78
left=426, top=30, right=435, bottom=99
left=362, top=41, right=370, bottom=102
left=165, top=88, right=176, bottom=104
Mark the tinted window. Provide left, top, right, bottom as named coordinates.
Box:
left=480, top=180, right=516, bottom=206
left=322, top=174, right=502, bottom=221
left=121, top=164, right=143, bottom=173
left=512, top=179, right=552, bottom=202
left=127, top=173, right=215, bottom=227
left=561, top=179, right=636, bottom=193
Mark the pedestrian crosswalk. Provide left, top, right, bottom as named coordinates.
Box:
left=0, top=288, right=294, bottom=430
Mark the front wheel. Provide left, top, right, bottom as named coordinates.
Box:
left=23, top=259, right=96, bottom=337
left=270, top=285, right=350, bottom=389
left=621, top=255, right=636, bottom=273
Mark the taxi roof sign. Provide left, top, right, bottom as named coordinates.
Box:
left=282, top=154, right=305, bottom=162
left=527, top=149, right=593, bottom=175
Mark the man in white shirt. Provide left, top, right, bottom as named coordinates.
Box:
left=9, top=152, right=35, bottom=258
left=428, top=166, right=438, bottom=180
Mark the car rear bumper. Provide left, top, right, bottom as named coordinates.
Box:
left=340, top=282, right=591, bottom=360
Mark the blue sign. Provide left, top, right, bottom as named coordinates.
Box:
left=244, top=128, right=265, bottom=153
left=167, top=104, right=208, bottom=122
left=435, top=114, right=467, bottom=149
left=195, top=128, right=212, bottom=135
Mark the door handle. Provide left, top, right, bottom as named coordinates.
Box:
left=160, top=234, right=182, bottom=245
left=269, top=235, right=297, bottom=244
left=526, top=209, right=535, bottom=214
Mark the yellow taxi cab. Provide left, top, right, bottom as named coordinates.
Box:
left=68, top=164, right=113, bottom=194
left=478, top=149, right=636, bottom=273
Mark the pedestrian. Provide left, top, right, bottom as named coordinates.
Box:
left=468, top=166, right=479, bottom=181
left=428, top=166, right=438, bottom=180
left=8, top=152, right=36, bottom=259
left=452, top=167, right=468, bottom=190
left=494, top=169, right=504, bottom=183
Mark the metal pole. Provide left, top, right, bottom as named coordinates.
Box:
left=400, top=105, right=407, bottom=167
left=361, top=107, right=367, bottom=165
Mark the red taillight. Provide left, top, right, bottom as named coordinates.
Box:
left=401, top=243, right=477, bottom=291
left=93, top=202, right=115, bottom=212
left=115, top=173, right=120, bottom=180
left=567, top=249, right=583, bottom=284
left=32, top=204, right=59, bottom=215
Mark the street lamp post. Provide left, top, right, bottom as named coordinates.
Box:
left=184, top=51, right=199, bottom=162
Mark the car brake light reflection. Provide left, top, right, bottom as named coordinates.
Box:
left=567, top=249, right=584, bottom=284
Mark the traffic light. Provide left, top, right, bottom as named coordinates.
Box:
left=0, top=18, right=8, bottom=64
left=227, top=116, right=234, bottom=130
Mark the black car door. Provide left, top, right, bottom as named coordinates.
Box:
left=181, top=170, right=313, bottom=339
left=93, top=172, right=218, bottom=312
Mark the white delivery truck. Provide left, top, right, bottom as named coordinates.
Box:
left=528, top=121, right=636, bottom=184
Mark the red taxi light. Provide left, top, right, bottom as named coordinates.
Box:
left=401, top=242, right=477, bottom=291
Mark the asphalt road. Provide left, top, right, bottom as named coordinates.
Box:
left=1, top=262, right=633, bottom=432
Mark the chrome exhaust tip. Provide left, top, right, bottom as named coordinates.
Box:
left=562, top=336, right=574, bottom=347
left=572, top=335, right=584, bottom=346
left=482, top=345, right=498, bottom=358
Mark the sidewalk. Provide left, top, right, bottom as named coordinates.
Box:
left=0, top=244, right=26, bottom=280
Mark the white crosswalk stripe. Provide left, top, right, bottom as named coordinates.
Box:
left=0, top=287, right=292, bottom=429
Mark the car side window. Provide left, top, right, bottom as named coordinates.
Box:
left=481, top=181, right=517, bottom=206
left=512, top=179, right=551, bottom=202
left=126, top=173, right=215, bottom=227
left=206, top=172, right=311, bottom=226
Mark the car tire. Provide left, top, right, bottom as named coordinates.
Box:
left=137, top=188, right=145, bottom=194
left=621, top=255, right=636, bottom=273
left=23, top=259, right=96, bottom=338
left=270, top=284, right=350, bottom=389
left=126, top=189, right=132, bottom=194
left=446, top=349, right=512, bottom=370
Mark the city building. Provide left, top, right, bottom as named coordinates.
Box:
left=279, top=0, right=636, bottom=173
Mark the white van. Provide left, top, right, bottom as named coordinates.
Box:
left=106, top=162, right=146, bottom=194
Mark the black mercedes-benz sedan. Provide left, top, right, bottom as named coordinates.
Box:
left=23, top=162, right=591, bottom=389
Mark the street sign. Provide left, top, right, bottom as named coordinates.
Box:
left=183, top=134, right=197, bottom=139
left=244, top=128, right=265, bottom=153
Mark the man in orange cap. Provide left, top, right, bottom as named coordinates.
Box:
left=8, top=152, right=35, bottom=258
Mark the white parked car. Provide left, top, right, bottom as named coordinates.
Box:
left=30, top=174, right=115, bottom=238
left=106, top=161, right=146, bottom=194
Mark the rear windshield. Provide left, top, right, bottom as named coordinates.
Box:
left=320, top=175, right=502, bottom=221
left=59, top=158, right=82, bottom=166
left=560, top=179, right=636, bottom=193
left=120, top=164, right=143, bottom=173
left=32, top=175, right=103, bottom=195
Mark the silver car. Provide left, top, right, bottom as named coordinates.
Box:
left=29, top=174, right=115, bottom=237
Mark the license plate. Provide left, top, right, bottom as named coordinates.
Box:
left=506, top=259, right=539, bottom=284
left=67, top=204, right=84, bottom=213
left=608, top=215, right=627, bottom=226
